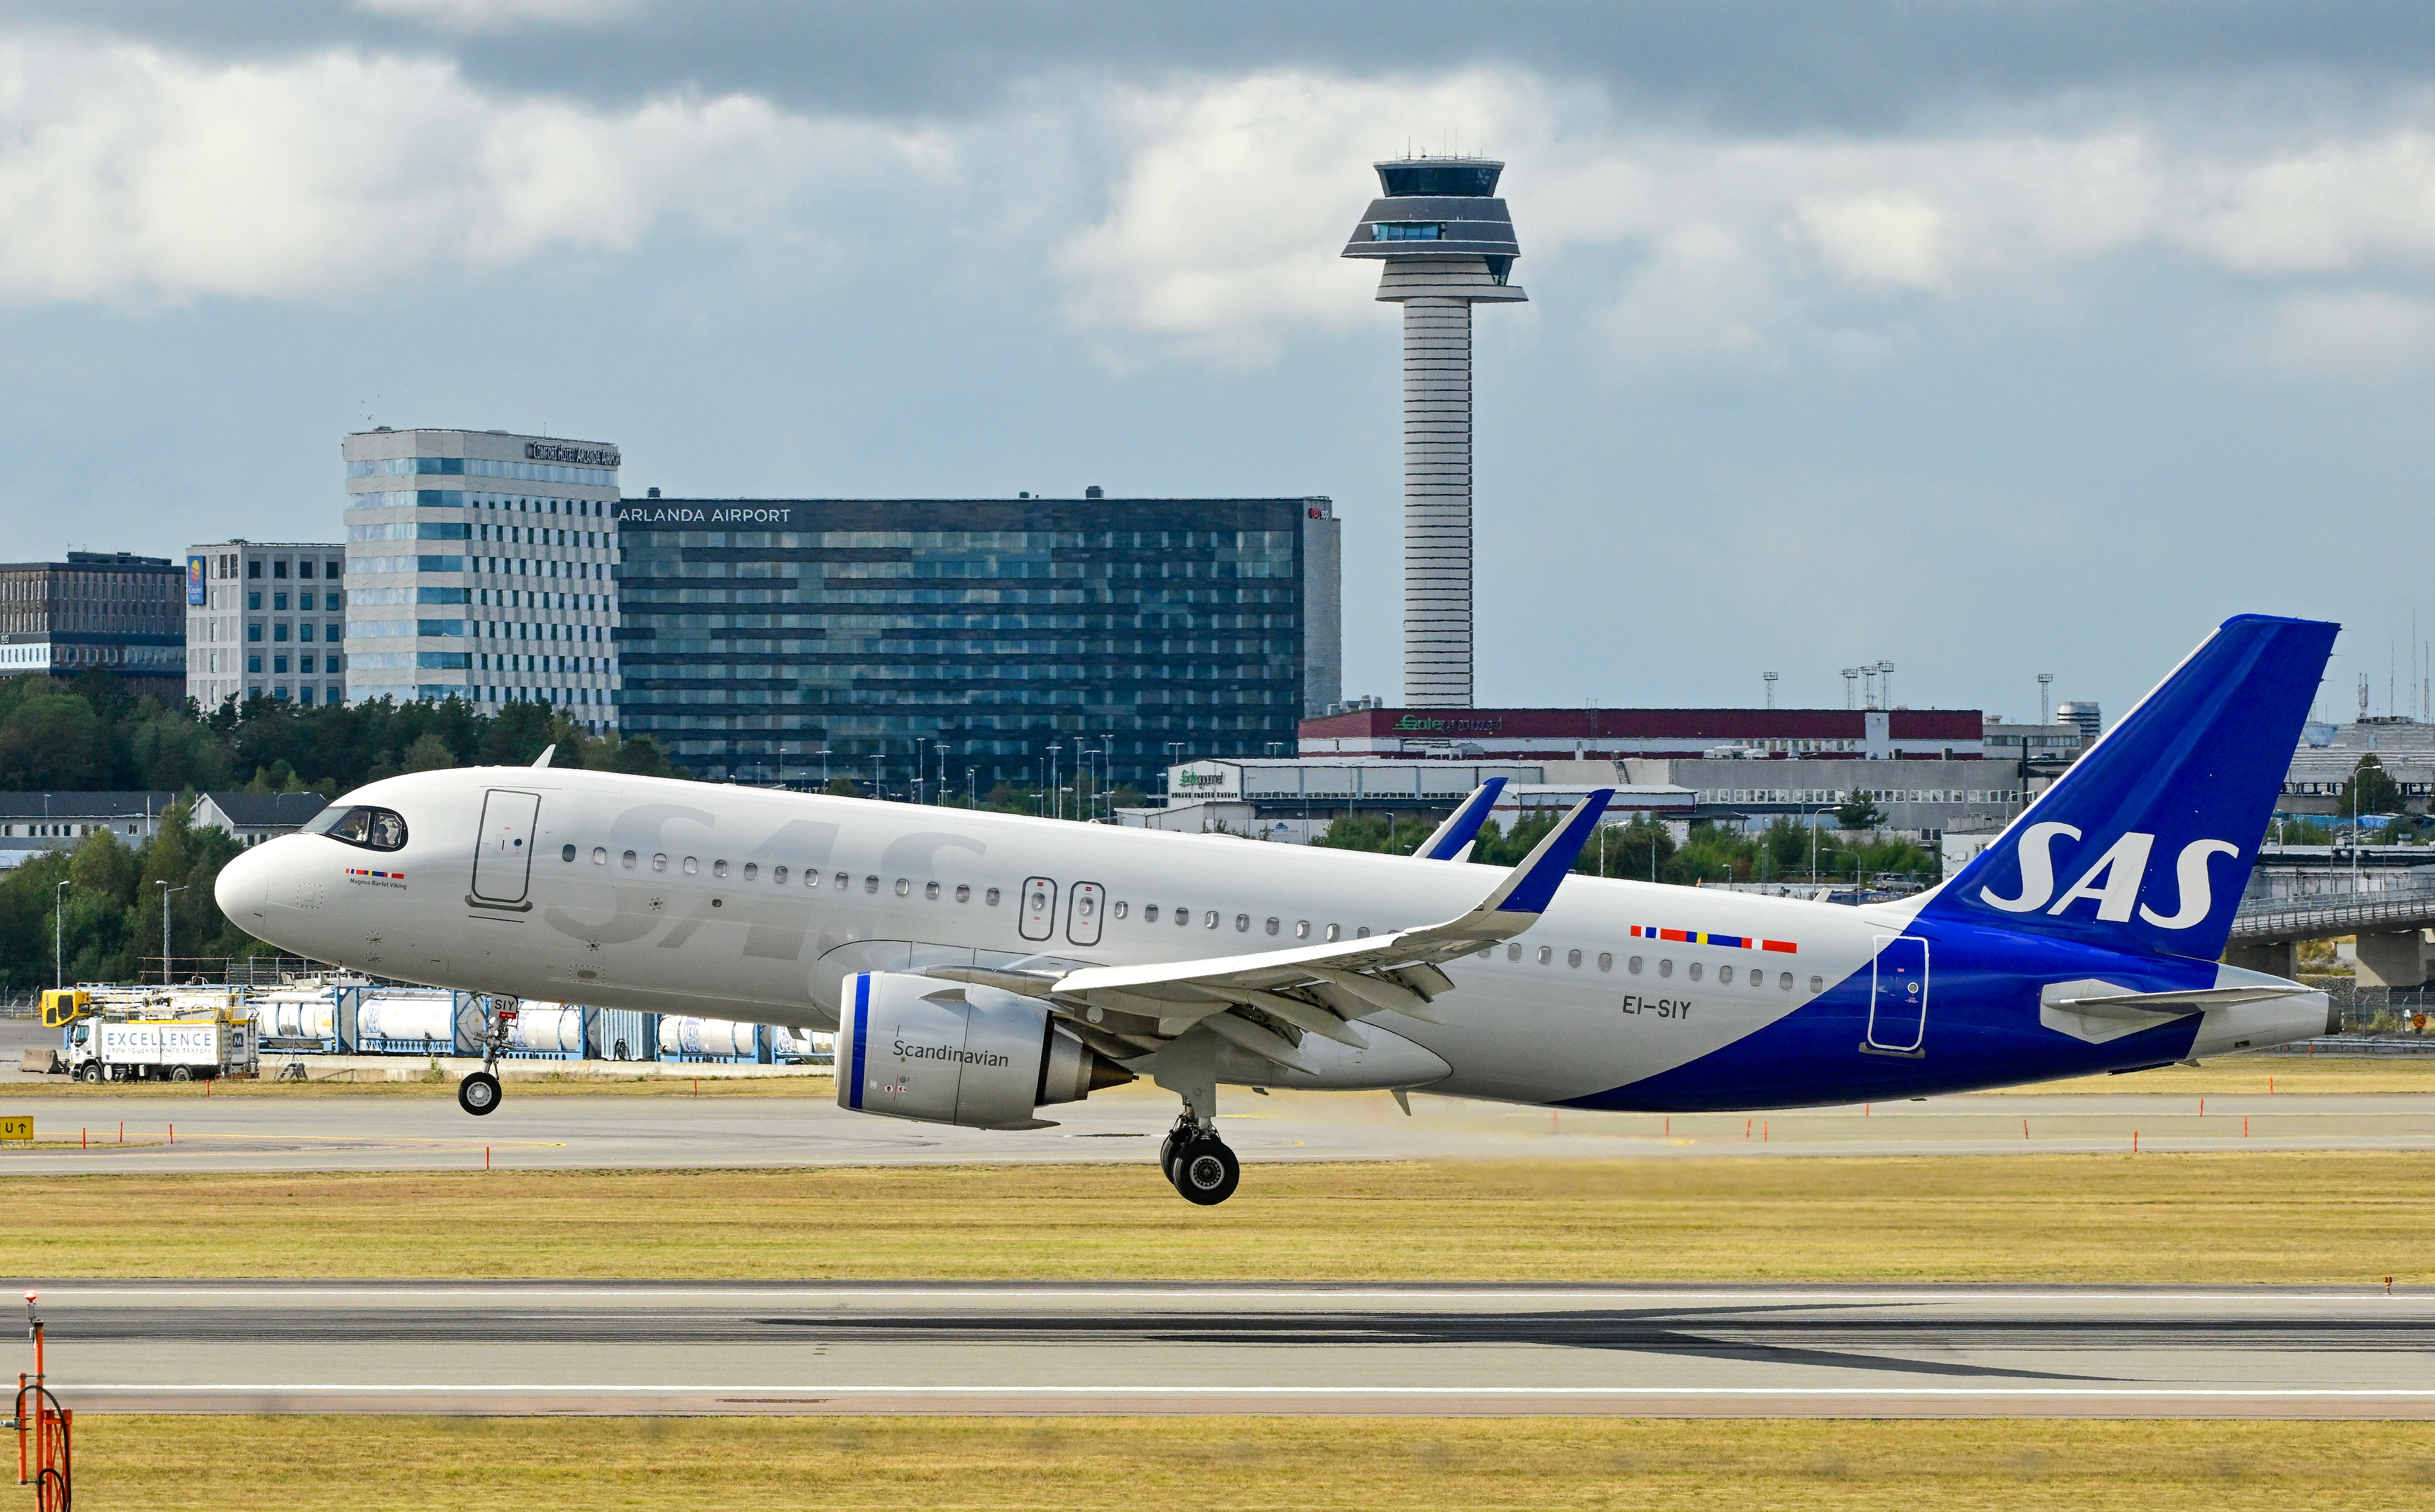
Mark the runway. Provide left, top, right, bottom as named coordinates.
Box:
left=23, top=1281, right=2435, bottom=1417
left=6, top=1081, right=2434, bottom=1173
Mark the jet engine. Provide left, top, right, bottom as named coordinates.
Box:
left=836, top=971, right=1133, bottom=1129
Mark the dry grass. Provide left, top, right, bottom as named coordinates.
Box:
left=4, top=1151, right=2427, bottom=1283
left=66, top=1416, right=2435, bottom=1511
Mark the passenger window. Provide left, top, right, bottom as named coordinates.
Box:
left=895, top=879, right=911, bottom=896
left=1325, top=924, right=1341, bottom=941
left=772, top=866, right=788, bottom=884
left=956, top=884, right=971, bottom=903
left=713, top=860, right=729, bottom=878
left=1808, top=975, right=1823, bottom=993
left=1357, top=927, right=1370, bottom=938
left=1597, top=952, right=1612, bottom=972
left=682, top=857, right=699, bottom=874
left=1205, top=912, right=1219, bottom=929
left=1295, top=921, right=1310, bottom=940
left=985, top=888, right=1001, bottom=906
left=1176, top=908, right=1191, bottom=927
left=864, top=876, right=879, bottom=893
left=1688, top=962, right=1704, bottom=982
left=1720, top=965, right=1734, bottom=985
left=1266, top=917, right=1280, bottom=935
left=1145, top=905, right=1160, bottom=922
left=621, top=850, right=637, bottom=869
left=925, top=881, right=939, bottom=900
left=1628, top=956, right=1643, bottom=974
left=653, top=854, right=668, bottom=871
left=1112, top=900, right=1127, bottom=918
left=1536, top=946, right=1551, bottom=965
left=742, top=863, right=757, bottom=881
left=592, top=848, right=607, bottom=865
left=1780, top=972, right=1794, bottom=990
left=1506, top=943, right=1521, bottom=961
left=1235, top=914, right=1249, bottom=932
left=1568, top=949, right=1582, bottom=968
left=1659, top=959, right=1673, bottom=978
left=834, top=872, right=848, bottom=890
left=561, top=844, right=576, bottom=863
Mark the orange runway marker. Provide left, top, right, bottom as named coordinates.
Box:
left=1762, top=1120, right=1769, bottom=1144
left=484, top=1146, right=491, bottom=1171
left=1743, top=1118, right=1751, bottom=1140
left=2023, top=1118, right=2029, bottom=1140
left=2199, top=1096, right=2205, bottom=1116
left=2243, top=1116, right=2250, bottom=1138
left=168, top=1123, right=173, bottom=1146
left=79, top=1128, right=86, bottom=1150
left=2133, top=1130, right=2140, bottom=1153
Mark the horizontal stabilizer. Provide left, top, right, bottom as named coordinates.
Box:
left=2039, top=981, right=2315, bottom=1022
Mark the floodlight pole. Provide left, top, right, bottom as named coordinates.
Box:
left=157, top=881, right=186, bottom=988
left=55, top=881, right=70, bottom=990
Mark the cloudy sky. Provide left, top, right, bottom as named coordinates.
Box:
left=6, top=1, right=2435, bottom=725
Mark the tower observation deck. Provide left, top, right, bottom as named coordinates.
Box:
left=1342, top=156, right=1524, bottom=709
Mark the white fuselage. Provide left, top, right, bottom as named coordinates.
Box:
left=218, top=765, right=2319, bottom=1111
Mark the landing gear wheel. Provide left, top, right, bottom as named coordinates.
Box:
left=457, top=1071, right=502, bottom=1116
left=1171, top=1137, right=1240, bottom=1206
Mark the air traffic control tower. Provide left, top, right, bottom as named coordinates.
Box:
left=1342, top=156, right=1525, bottom=709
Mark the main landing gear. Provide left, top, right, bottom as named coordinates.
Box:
left=1162, top=1115, right=1240, bottom=1206
left=457, top=998, right=519, bottom=1118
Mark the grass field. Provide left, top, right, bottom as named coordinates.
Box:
left=4, top=1151, right=2425, bottom=1283
left=62, top=1416, right=2435, bottom=1511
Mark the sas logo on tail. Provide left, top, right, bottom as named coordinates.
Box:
left=1979, top=824, right=2237, bottom=929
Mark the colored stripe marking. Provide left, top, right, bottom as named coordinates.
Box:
left=847, top=974, right=871, bottom=1111
left=1630, top=924, right=1797, bottom=954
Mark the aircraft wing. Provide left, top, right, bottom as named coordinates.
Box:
left=1413, top=779, right=1505, bottom=862
left=935, top=791, right=1612, bottom=1070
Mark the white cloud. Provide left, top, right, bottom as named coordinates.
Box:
left=1795, top=195, right=1949, bottom=288
left=0, top=36, right=929, bottom=304
left=2240, top=290, right=2435, bottom=378
left=351, top=0, right=642, bottom=31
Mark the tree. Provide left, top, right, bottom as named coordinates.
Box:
left=2340, top=754, right=2411, bottom=819
left=1834, top=790, right=1887, bottom=831
left=403, top=733, right=456, bottom=772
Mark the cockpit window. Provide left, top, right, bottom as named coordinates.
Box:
left=315, top=804, right=408, bottom=852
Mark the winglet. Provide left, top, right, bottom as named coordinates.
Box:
left=1476, top=789, right=1613, bottom=915
left=530, top=743, right=555, bottom=769
left=1415, top=779, right=1506, bottom=861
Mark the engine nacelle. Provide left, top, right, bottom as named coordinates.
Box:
left=836, top=971, right=1132, bottom=1129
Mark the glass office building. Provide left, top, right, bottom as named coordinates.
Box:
left=0, top=551, right=186, bottom=704
left=341, top=427, right=621, bottom=727
left=184, top=540, right=346, bottom=709
left=614, top=494, right=1342, bottom=790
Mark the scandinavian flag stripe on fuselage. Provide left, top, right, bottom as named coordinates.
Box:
left=344, top=868, right=405, bottom=880
left=1629, top=925, right=1796, bottom=953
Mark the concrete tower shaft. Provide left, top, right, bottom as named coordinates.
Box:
left=1343, top=157, right=1525, bottom=709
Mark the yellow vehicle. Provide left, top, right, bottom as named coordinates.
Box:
left=40, top=989, right=93, bottom=1028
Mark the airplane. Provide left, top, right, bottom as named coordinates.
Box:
left=218, top=613, right=2339, bottom=1205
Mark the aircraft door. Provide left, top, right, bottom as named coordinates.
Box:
left=471, top=789, right=542, bottom=905
left=1019, top=877, right=1057, bottom=942
left=1865, top=934, right=1928, bottom=1054
left=1067, top=882, right=1105, bottom=947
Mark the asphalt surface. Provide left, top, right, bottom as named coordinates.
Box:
left=3, top=1079, right=2433, bottom=1173
left=20, top=1281, right=2434, bottom=1417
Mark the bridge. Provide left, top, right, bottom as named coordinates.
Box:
left=2224, top=884, right=2435, bottom=985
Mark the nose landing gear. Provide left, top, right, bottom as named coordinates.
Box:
left=457, top=998, right=518, bottom=1118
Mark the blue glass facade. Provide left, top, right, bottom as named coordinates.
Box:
left=614, top=498, right=1335, bottom=789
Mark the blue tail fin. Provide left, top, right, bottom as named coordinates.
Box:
left=1918, top=614, right=2336, bottom=962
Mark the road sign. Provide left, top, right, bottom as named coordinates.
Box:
left=1, top=1115, right=31, bottom=1144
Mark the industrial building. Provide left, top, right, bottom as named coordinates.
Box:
left=183, top=540, right=346, bottom=708
left=613, top=493, right=1341, bottom=789
left=341, top=427, right=622, bottom=727
left=1342, top=155, right=1526, bottom=709
left=1299, top=705, right=1989, bottom=761
left=0, top=551, right=186, bottom=704
left=2281, top=716, right=2435, bottom=818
